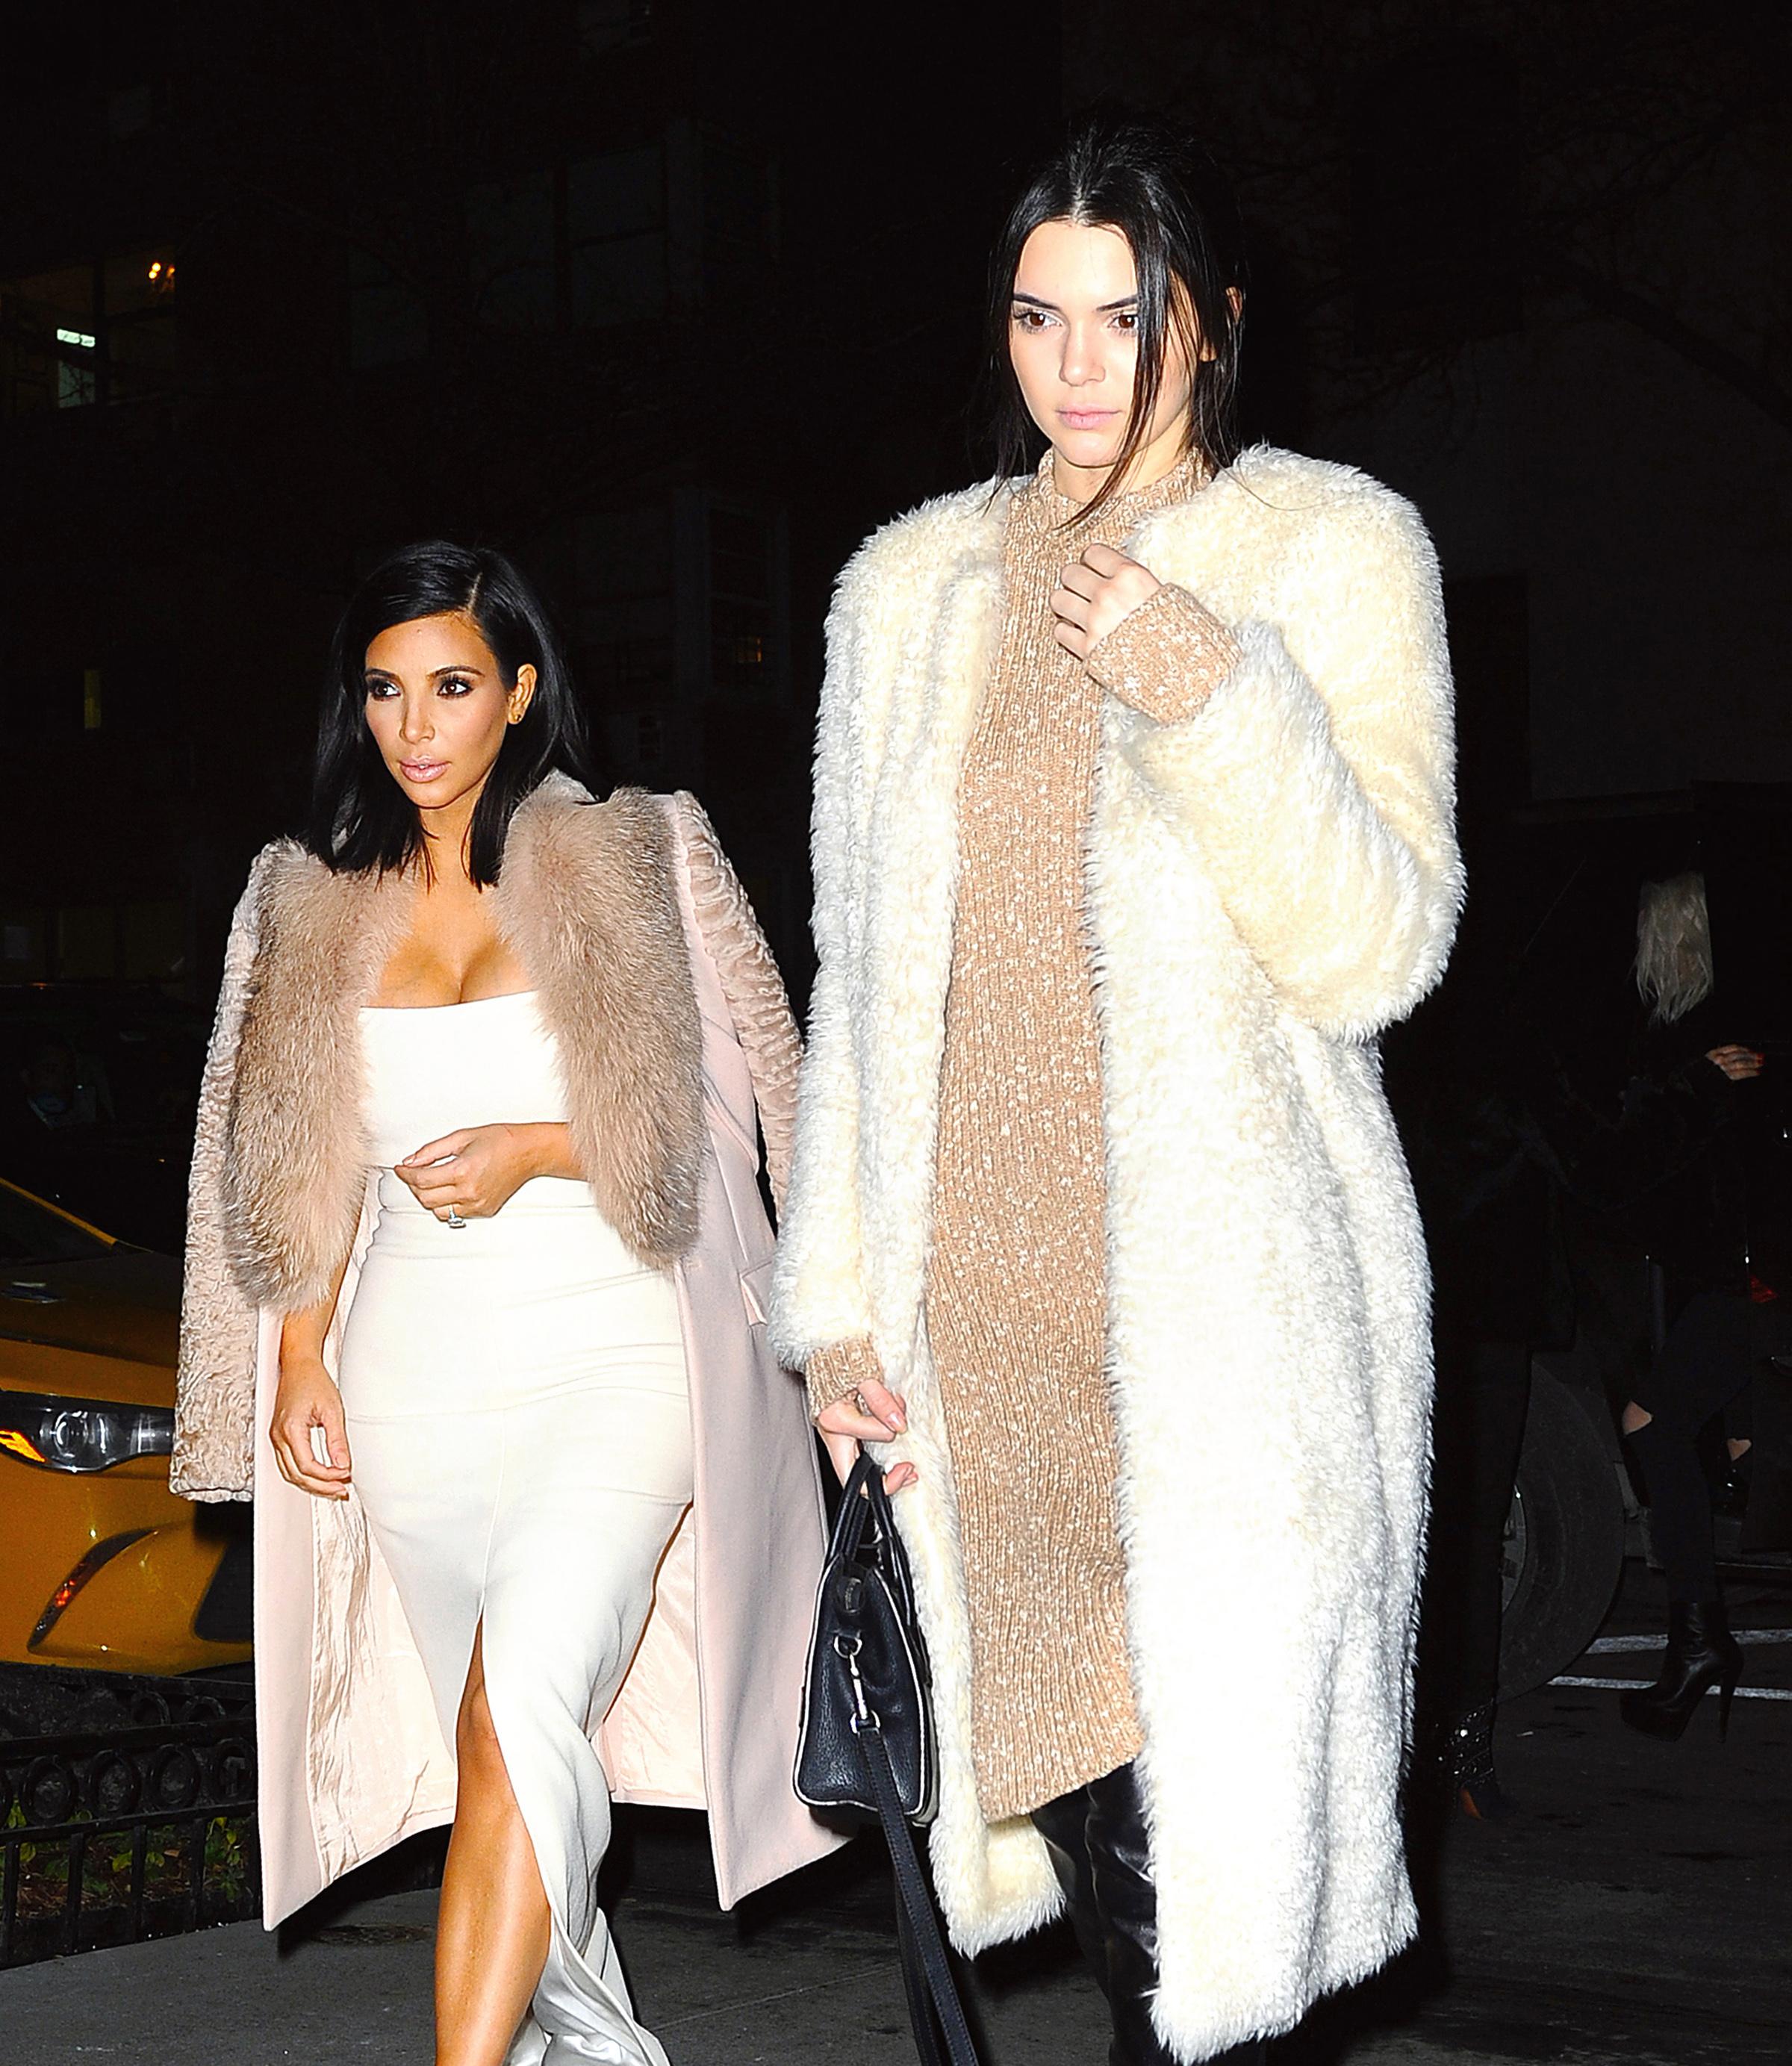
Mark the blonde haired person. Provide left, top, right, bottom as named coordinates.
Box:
left=1618, top=870, right=1764, bottom=1740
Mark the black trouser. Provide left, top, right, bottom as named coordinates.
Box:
left=1031, top=1761, right=1266, bottom=2066
left=1422, top=1336, right=1533, bottom=1718
left=1631, top=1289, right=1755, bottom=1602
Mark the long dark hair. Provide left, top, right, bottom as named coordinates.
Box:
left=305, top=541, right=597, bottom=887
left=986, top=114, right=1248, bottom=524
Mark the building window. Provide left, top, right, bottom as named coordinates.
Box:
left=576, top=0, right=653, bottom=56
left=708, top=505, right=779, bottom=695
left=468, top=173, right=559, bottom=332
left=568, top=146, right=666, bottom=326
left=0, top=250, right=175, bottom=417
left=701, top=135, right=776, bottom=298
left=463, top=150, right=667, bottom=334
left=573, top=503, right=675, bottom=768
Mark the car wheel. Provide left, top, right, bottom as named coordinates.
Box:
left=1497, top=1364, right=1626, bottom=1699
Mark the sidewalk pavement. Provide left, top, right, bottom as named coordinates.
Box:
left=1, top=1824, right=1111, bottom=2066
left=6, top=1566, right=1790, bottom=2064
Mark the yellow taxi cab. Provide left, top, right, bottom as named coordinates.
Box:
left=0, top=1176, right=251, bottom=1673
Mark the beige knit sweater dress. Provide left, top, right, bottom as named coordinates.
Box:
left=809, top=451, right=1242, bottom=1818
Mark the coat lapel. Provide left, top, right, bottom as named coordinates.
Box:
left=491, top=780, right=704, bottom=1266
left=859, top=500, right=1007, bottom=1346
left=224, top=848, right=414, bottom=1310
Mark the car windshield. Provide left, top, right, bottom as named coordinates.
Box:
left=0, top=1183, right=113, bottom=1265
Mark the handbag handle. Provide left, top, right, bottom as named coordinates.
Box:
left=833, top=1452, right=921, bottom=1629
left=836, top=1454, right=980, bottom=2066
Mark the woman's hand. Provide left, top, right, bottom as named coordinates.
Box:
left=1051, top=542, right=1162, bottom=661
left=1707, top=1045, right=1765, bottom=1083
left=395, top=1121, right=572, bottom=1223
left=270, top=1354, right=352, bottom=1500
left=815, top=1376, right=918, bottom=1496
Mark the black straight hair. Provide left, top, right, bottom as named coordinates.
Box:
left=986, top=113, right=1248, bottom=526
left=305, top=541, right=597, bottom=888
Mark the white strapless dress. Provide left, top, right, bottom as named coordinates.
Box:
left=337, top=991, right=690, bottom=2066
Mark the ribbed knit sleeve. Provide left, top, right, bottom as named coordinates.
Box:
left=803, top=1335, right=886, bottom=1419
left=1085, top=583, right=1242, bottom=721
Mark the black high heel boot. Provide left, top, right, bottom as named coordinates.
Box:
left=1620, top=1601, right=1743, bottom=1741
left=1443, top=1700, right=1515, bottom=1820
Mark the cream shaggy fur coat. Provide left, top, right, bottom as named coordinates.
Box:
left=771, top=446, right=1462, bottom=2059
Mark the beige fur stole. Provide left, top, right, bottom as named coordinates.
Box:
left=223, top=780, right=703, bottom=1308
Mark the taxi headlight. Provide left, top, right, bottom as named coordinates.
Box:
left=0, top=1390, right=175, bottom=1473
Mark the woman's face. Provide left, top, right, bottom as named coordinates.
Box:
left=1007, top=218, right=1197, bottom=493
left=362, top=612, right=536, bottom=818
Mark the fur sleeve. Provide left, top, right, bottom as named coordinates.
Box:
left=1113, top=489, right=1463, bottom=1040
left=768, top=553, right=886, bottom=1371
left=670, top=792, right=803, bottom=1212
left=172, top=851, right=275, bottom=1502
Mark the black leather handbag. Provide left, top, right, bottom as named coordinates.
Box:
left=795, top=1453, right=980, bottom=2066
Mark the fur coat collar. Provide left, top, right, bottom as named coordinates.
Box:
left=224, top=777, right=703, bottom=1309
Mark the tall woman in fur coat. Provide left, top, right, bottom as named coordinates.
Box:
left=173, top=543, right=836, bottom=2065
left=771, top=120, right=1462, bottom=2064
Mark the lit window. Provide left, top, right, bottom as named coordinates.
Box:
left=709, top=507, right=780, bottom=694
left=574, top=503, right=674, bottom=706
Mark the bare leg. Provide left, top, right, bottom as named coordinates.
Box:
left=435, top=1624, right=552, bottom=2066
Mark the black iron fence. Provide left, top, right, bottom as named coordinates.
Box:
left=0, top=1664, right=257, bottom=1967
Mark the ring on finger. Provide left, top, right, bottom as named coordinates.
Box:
left=445, top=1204, right=467, bottom=1230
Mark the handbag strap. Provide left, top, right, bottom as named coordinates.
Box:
left=856, top=1715, right=980, bottom=2066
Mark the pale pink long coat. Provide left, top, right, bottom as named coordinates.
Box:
left=174, top=782, right=841, bottom=1925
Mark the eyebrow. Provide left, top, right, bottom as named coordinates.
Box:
left=364, top=664, right=488, bottom=680
left=1011, top=290, right=1139, bottom=314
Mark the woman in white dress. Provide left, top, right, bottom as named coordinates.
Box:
left=174, top=540, right=835, bottom=2064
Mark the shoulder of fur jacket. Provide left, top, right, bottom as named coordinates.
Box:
left=246, top=836, right=337, bottom=924
left=503, top=776, right=679, bottom=877
left=1203, top=444, right=1434, bottom=557
left=831, top=478, right=1012, bottom=606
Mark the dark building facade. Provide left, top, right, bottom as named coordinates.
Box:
left=1063, top=0, right=1792, bottom=836
left=0, top=2, right=1063, bottom=1004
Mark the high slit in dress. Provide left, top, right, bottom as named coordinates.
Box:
left=337, top=989, right=691, bottom=2066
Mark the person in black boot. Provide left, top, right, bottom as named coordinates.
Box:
left=1620, top=1599, right=1743, bottom=1740
left=1394, top=867, right=1765, bottom=1800
left=1033, top=1764, right=1266, bottom=2066
left=1622, top=1289, right=1753, bottom=1740
left=1610, top=876, right=1763, bottom=1742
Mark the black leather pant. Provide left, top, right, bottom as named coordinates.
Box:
left=1032, top=1761, right=1267, bottom=2066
